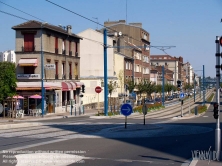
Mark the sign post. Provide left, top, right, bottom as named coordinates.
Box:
left=179, top=92, right=185, bottom=117
left=120, top=103, right=133, bottom=129
left=142, top=104, right=147, bottom=125
left=95, top=86, right=102, bottom=114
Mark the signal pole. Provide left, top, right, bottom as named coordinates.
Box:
left=215, top=36, right=221, bottom=160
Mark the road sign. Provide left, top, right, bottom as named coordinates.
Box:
left=95, top=86, right=102, bottom=93
left=120, top=103, right=133, bottom=116
left=179, top=92, right=185, bottom=99
left=45, top=64, right=55, bottom=70
left=142, top=104, right=147, bottom=115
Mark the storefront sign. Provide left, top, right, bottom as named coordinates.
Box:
left=45, top=64, right=55, bottom=70
left=17, top=74, right=40, bottom=79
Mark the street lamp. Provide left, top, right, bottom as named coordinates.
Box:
left=41, top=22, right=47, bottom=117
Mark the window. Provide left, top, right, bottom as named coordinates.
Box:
left=75, top=63, right=78, bottom=76
left=69, top=41, right=72, bottom=55
left=55, top=37, right=58, bottom=53
left=126, top=62, right=128, bottom=70
left=69, top=63, right=72, bottom=76
left=55, top=61, right=58, bottom=75
left=24, top=66, right=35, bottom=74
left=62, top=62, right=65, bottom=76
left=62, top=39, right=66, bottom=54
left=24, top=33, right=34, bottom=52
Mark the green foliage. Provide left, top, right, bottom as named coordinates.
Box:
left=108, top=80, right=118, bottom=97
left=133, top=103, right=164, bottom=114
left=143, top=80, right=156, bottom=99
left=125, top=79, right=136, bottom=93
left=0, top=62, right=17, bottom=102
left=155, top=84, right=162, bottom=94
left=164, top=83, right=174, bottom=95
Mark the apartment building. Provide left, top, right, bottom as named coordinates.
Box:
left=12, top=20, right=84, bottom=113
left=150, top=55, right=184, bottom=85
left=0, top=50, right=16, bottom=63
left=103, top=20, right=150, bottom=84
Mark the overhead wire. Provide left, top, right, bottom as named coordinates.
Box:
left=45, top=0, right=176, bottom=52
left=0, top=1, right=45, bottom=22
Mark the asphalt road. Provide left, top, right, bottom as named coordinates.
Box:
left=0, top=93, right=221, bottom=166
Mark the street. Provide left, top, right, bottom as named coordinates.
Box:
left=0, top=93, right=221, bottom=166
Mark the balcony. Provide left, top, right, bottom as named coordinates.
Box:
left=69, top=51, right=72, bottom=56
left=62, top=74, right=66, bottom=79
left=69, top=74, right=72, bottom=80
left=55, top=74, right=59, bottom=79
left=22, top=46, right=35, bottom=52
left=55, top=48, right=58, bottom=54
left=75, top=75, right=78, bottom=80
left=62, top=49, right=66, bottom=55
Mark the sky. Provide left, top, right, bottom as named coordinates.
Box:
left=0, top=0, right=222, bottom=78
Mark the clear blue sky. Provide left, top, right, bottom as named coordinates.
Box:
left=1, top=0, right=222, bottom=78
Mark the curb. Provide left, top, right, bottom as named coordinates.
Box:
left=0, top=122, right=43, bottom=129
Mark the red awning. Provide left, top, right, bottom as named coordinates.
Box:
left=62, top=82, right=72, bottom=91
left=69, top=82, right=76, bottom=90
left=74, top=82, right=84, bottom=88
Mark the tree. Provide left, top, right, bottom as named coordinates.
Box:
left=0, top=62, right=17, bottom=102
left=136, top=80, right=146, bottom=99
left=155, top=84, right=162, bottom=96
left=164, top=83, right=174, bottom=96
left=108, top=80, right=118, bottom=106
left=125, top=79, right=136, bottom=93
left=118, top=70, right=124, bottom=93
left=143, top=80, right=156, bottom=99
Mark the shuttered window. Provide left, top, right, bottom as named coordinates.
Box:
left=24, top=33, right=34, bottom=52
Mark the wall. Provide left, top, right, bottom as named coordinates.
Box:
left=78, top=29, right=114, bottom=78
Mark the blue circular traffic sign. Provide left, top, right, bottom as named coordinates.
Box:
left=179, top=92, right=185, bottom=99
left=120, top=104, right=133, bottom=116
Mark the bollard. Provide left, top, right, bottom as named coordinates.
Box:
left=195, top=106, right=198, bottom=115
left=82, top=105, right=84, bottom=114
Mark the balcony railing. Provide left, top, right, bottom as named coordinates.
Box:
left=62, top=74, right=66, bottom=79
left=69, top=74, right=72, bottom=80
left=62, top=49, right=66, bottom=55
left=55, top=48, right=58, bottom=54
left=69, top=51, right=72, bottom=56
left=22, top=46, right=35, bottom=52
left=55, top=74, right=59, bottom=79
left=75, top=75, right=78, bottom=80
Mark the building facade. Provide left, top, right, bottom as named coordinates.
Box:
left=103, top=20, right=150, bottom=84
left=12, top=20, right=84, bottom=114
left=0, top=50, right=16, bottom=63
left=150, top=55, right=184, bottom=85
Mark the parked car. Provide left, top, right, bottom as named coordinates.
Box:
left=144, top=99, right=155, bottom=104
left=155, top=98, right=162, bottom=103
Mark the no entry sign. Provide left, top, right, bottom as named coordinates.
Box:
left=95, top=86, right=102, bottom=93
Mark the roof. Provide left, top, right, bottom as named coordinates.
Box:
left=12, top=20, right=82, bottom=39
left=150, top=55, right=177, bottom=61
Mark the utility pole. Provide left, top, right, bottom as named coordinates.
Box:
left=203, top=65, right=205, bottom=105
left=162, top=65, right=165, bottom=107
left=104, top=29, right=108, bottom=116
left=215, top=36, right=221, bottom=160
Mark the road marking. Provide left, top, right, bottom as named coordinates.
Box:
left=203, top=116, right=208, bottom=117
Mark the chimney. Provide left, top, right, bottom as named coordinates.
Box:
left=67, top=25, right=72, bottom=34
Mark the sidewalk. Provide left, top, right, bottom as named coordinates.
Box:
left=0, top=109, right=99, bottom=129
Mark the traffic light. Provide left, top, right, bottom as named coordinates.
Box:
left=213, top=102, right=219, bottom=119
left=177, top=80, right=181, bottom=88
left=82, top=85, right=85, bottom=93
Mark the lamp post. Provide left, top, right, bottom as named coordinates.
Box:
left=41, top=22, right=47, bottom=117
